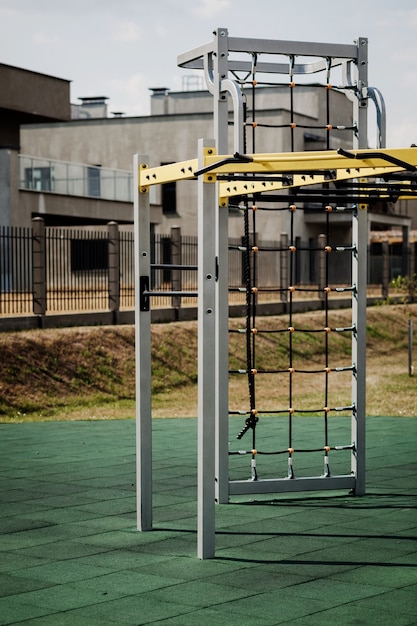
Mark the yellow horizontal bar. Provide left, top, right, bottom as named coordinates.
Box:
left=218, top=166, right=403, bottom=200
left=138, top=147, right=417, bottom=187
left=139, top=159, right=198, bottom=187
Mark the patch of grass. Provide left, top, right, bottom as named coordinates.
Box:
left=0, top=303, right=415, bottom=422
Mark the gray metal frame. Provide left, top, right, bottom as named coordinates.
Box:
left=136, top=29, right=377, bottom=558
left=186, top=29, right=370, bottom=557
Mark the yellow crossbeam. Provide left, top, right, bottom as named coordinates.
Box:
left=138, top=148, right=417, bottom=199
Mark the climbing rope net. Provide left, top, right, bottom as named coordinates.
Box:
left=225, top=43, right=360, bottom=483
left=228, top=199, right=357, bottom=481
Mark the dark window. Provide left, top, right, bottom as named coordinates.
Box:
left=161, top=162, right=177, bottom=214
left=25, top=167, right=54, bottom=191
left=87, top=166, right=101, bottom=197
left=71, top=238, right=108, bottom=272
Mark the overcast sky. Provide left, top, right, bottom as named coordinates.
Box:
left=0, top=0, right=416, bottom=147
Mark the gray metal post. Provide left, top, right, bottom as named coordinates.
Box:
left=197, top=139, right=217, bottom=559
left=351, top=202, right=367, bottom=495
left=351, top=37, right=368, bottom=496
left=134, top=154, right=153, bottom=531
left=107, top=221, right=120, bottom=313
left=32, top=217, right=46, bottom=316
left=171, top=226, right=181, bottom=310
left=213, top=28, right=233, bottom=505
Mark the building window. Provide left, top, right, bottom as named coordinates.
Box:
left=161, top=162, right=177, bottom=214
left=25, top=166, right=54, bottom=192
left=71, top=238, right=108, bottom=272
left=87, top=166, right=101, bottom=197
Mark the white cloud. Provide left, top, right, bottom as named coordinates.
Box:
left=32, top=33, right=60, bottom=45
left=110, top=20, right=143, bottom=43
left=192, top=0, right=231, bottom=19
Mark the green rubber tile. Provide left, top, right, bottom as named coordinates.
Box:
left=10, top=612, right=120, bottom=625
left=205, top=564, right=317, bottom=592
left=67, top=529, right=141, bottom=550
left=13, top=580, right=122, bottom=612
left=73, top=549, right=175, bottom=571
left=15, top=539, right=111, bottom=561
left=61, top=594, right=198, bottom=625
left=332, top=564, right=417, bottom=589
left=75, top=497, right=135, bottom=516
left=0, top=525, right=75, bottom=551
left=140, top=579, right=259, bottom=609
left=0, top=517, right=53, bottom=534
left=348, top=586, right=417, bottom=616
left=0, top=573, right=54, bottom=598
left=281, top=577, right=386, bottom=604
left=18, top=507, right=104, bottom=525
left=0, top=597, right=54, bottom=624
left=286, top=603, right=416, bottom=625
left=0, top=552, right=52, bottom=574
left=11, top=560, right=116, bottom=585
left=219, top=555, right=358, bottom=578
left=213, top=589, right=337, bottom=623
left=138, top=554, right=245, bottom=581
left=66, top=569, right=183, bottom=597
left=150, top=606, right=275, bottom=626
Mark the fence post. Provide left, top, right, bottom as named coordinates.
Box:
left=318, top=233, right=326, bottom=301
left=108, top=221, right=120, bottom=314
left=171, top=226, right=181, bottom=309
left=280, top=233, right=288, bottom=302
left=32, top=217, right=46, bottom=316
left=382, top=239, right=389, bottom=298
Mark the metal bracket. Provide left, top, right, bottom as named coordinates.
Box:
left=139, top=276, right=150, bottom=311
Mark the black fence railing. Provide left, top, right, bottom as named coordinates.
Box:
left=0, top=219, right=415, bottom=319
left=0, top=225, right=32, bottom=315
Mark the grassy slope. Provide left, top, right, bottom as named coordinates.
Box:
left=0, top=303, right=415, bottom=422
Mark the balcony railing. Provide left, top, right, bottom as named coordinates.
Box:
left=19, top=155, right=133, bottom=203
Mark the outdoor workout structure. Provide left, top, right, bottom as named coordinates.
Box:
left=134, top=29, right=417, bottom=558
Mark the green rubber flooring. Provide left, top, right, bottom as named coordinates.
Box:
left=0, top=416, right=416, bottom=625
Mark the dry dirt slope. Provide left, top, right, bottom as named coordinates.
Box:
left=0, top=304, right=415, bottom=421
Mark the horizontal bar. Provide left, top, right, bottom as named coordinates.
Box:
left=151, top=264, right=197, bottom=271
left=143, top=290, right=197, bottom=298
left=140, top=148, right=417, bottom=192
left=229, top=474, right=356, bottom=495
left=227, top=35, right=358, bottom=60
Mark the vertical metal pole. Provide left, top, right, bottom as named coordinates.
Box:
left=134, top=154, right=153, bottom=530
left=171, top=226, right=181, bottom=310
left=350, top=37, right=368, bottom=494
left=108, top=221, right=120, bottom=315
left=213, top=28, right=232, bottom=505
left=32, top=217, right=46, bottom=317
left=197, top=139, right=217, bottom=559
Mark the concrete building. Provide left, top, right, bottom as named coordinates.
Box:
left=0, top=61, right=414, bottom=257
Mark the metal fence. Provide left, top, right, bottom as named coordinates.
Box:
left=0, top=220, right=415, bottom=319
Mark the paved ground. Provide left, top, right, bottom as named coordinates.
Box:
left=0, top=416, right=416, bottom=625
